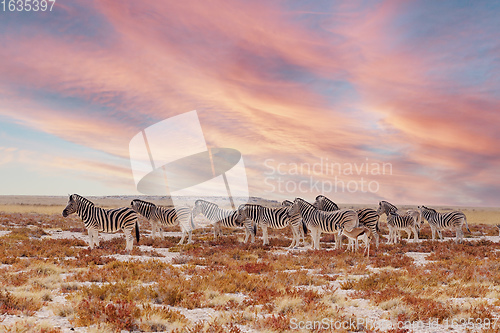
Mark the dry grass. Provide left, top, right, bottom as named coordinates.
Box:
left=0, top=201, right=500, bottom=332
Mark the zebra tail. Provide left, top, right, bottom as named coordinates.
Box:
left=376, top=219, right=380, bottom=233
left=190, top=214, right=196, bottom=230
left=464, top=216, right=471, bottom=233
left=135, top=220, right=140, bottom=243
left=302, top=219, right=308, bottom=235
left=253, top=222, right=257, bottom=236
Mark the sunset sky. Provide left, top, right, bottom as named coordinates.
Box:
left=0, top=0, right=499, bottom=207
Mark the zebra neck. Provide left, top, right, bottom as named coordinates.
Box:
left=77, top=203, right=97, bottom=223
left=297, top=203, right=314, bottom=220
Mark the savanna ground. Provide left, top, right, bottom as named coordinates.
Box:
left=1, top=196, right=500, bottom=332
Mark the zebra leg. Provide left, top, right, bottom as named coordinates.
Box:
left=387, top=226, right=393, bottom=244
left=124, top=228, right=133, bottom=251
left=213, top=221, right=221, bottom=239
left=455, top=227, right=464, bottom=243
left=299, top=220, right=305, bottom=245
left=314, top=229, right=321, bottom=250
left=437, top=229, right=443, bottom=240
left=93, top=230, right=100, bottom=247
left=244, top=227, right=250, bottom=243
left=151, top=221, right=157, bottom=238
left=178, top=227, right=187, bottom=245
left=262, top=225, right=269, bottom=246
left=87, top=229, right=94, bottom=249
left=412, top=227, right=419, bottom=241
left=309, top=229, right=316, bottom=249
left=335, top=231, right=343, bottom=250
left=288, top=225, right=300, bottom=249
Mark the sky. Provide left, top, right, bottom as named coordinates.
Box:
left=0, top=0, right=499, bottom=207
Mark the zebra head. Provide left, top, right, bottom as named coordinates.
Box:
left=192, top=200, right=205, bottom=218
left=418, top=205, right=433, bottom=222
left=312, top=195, right=324, bottom=209
left=281, top=200, right=293, bottom=207
left=130, top=199, right=154, bottom=219
left=237, top=204, right=262, bottom=224
left=62, top=194, right=77, bottom=217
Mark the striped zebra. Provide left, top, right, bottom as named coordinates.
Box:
left=62, top=194, right=139, bottom=251
left=356, top=208, right=381, bottom=248
left=419, top=206, right=470, bottom=243
left=192, top=199, right=256, bottom=243
left=290, top=198, right=358, bottom=250
left=314, top=195, right=380, bottom=248
left=236, top=204, right=305, bottom=248
left=376, top=200, right=399, bottom=216
left=281, top=200, right=306, bottom=246
left=313, top=195, right=339, bottom=211
left=386, top=212, right=419, bottom=244
left=130, top=199, right=194, bottom=245
left=377, top=200, right=422, bottom=239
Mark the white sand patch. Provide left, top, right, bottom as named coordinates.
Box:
left=169, top=306, right=217, bottom=323
left=0, top=230, right=11, bottom=237
left=405, top=252, right=433, bottom=266
left=105, top=246, right=181, bottom=263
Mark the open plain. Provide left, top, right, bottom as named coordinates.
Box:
left=1, top=196, right=500, bottom=332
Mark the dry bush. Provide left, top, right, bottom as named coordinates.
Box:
left=0, top=289, right=43, bottom=315
left=72, top=297, right=140, bottom=331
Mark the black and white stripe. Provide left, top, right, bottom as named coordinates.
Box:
left=419, top=206, right=470, bottom=242
left=237, top=204, right=303, bottom=247
left=376, top=200, right=399, bottom=216
left=131, top=199, right=194, bottom=245
left=192, top=199, right=256, bottom=243
left=281, top=199, right=306, bottom=247
left=62, top=194, right=139, bottom=251
left=356, top=208, right=381, bottom=248
left=290, top=198, right=358, bottom=250
left=313, top=195, right=339, bottom=211
left=313, top=196, right=380, bottom=248
left=386, top=211, right=419, bottom=244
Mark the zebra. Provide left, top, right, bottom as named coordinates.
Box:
left=313, top=195, right=339, bottom=211
left=377, top=200, right=422, bottom=240
left=289, top=198, right=358, bottom=250
left=386, top=212, right=419, bottom=244
left=376, top=200, right=399, bottom=216
left=236, top=204, right=305, bottom=248
left=62, top=194, right=139, bottom=251
left=314, top=195, right=380, bottom=248
left=281, top=200, right=306, bottom=246
left=130, top=199, right=194, bottom=245
left=419, top=206, right=470, bottom=243
left=192, top=199, right=256, bottom=243
left=356, top=208, right=381, bottom=248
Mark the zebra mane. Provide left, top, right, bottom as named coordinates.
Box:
left=240, top=203, right=263, bottom=208
left=132, top=199, right=156, bottom=207
left=422, top=206, right=436, bottom=213
left=380, top=200, right=397, bottom=209
left=195, top=199, right=218, bottom=208
left=71, top=194, right=94, bottom=207
left=281, top=200, right=293, bottom=206
left=295, top=197, right=313, bottom=207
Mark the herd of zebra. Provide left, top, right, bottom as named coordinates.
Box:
left=61, top=194, right=471, bottom=254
